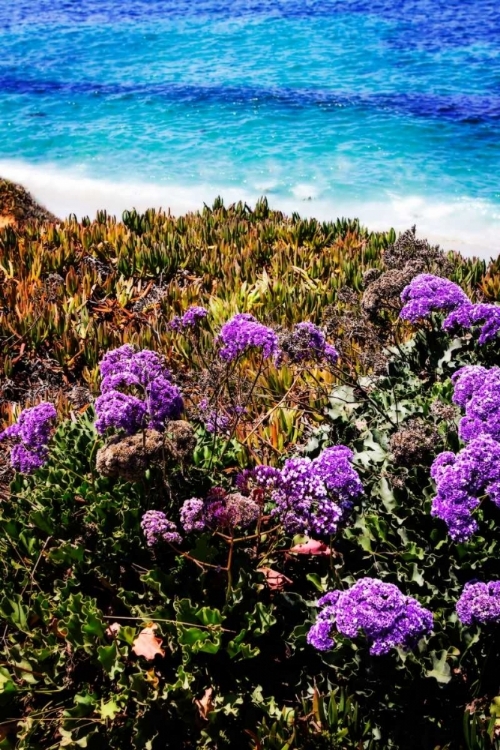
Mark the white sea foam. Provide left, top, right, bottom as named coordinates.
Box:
left=1, top=159, right=499, bottom=260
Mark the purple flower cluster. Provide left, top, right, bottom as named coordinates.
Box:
left=217, top=313, right=280, bottom=362
left=280, top=447, right=362, bottom=536
left=180, top=498, right=206, bottom=532
left=170, top=306, right=208, bottom=331
left=95, top=345, right=183, bottom=435
left=399, top=273, right=500, bottom=345
left=141, top=510, right=182, bottom=547
left=283, top=322, right=338, bottom=366
left=456, top=581, right=500, bottom=625
left=400, top=274, right=469, bottom=323
left=308, top=579, right=433, bottom=655
left=250, top=446, right=364, bottom=537
left=452, top=366, right=500, bottom=443
left=275, top=457, right=341, bottom=536
left=180, top=491, right=260, bottom=533
left=204, top=412, right=230, bottom=435
left=0, top=402, right=57, bottom=473
left=451, top=365, right=489, bottom=409
left=430, top=435, right=500, bottom=541
left=443, top=303, right=500, bottom=345
left=198, top=399, right=231, bottom=435
left=235, top=449, right=362, bottom=537
left=236, top=465, right=283, bottom=494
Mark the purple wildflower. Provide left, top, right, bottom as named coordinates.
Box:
left=400, top=274, right=468, bottom=323
left=100, top=345, right=170, bottom=390
left=324, top=344, right=339, bottom=365
left=443, top=303, right=500, bottom=345
left=197, top=399, right=238, bottom=435
left=181, top=489, right=260, bottom=533
left=99, top=344, right=137, bottom=381
left=141, top=510, right=182, bottom=547
left=282, top=322, right=339, bottom=366
left=146, top=377, right=184, bottom=430
left=308, top=578, right=433, bottom=656
left=218, top=313, right=280, bottom=362
left=205, top=492, right=260, bottom=530
left=204, top=411, right=230, bottom=435
left=272, top=446, right=363, bottom=537
left=170, top=306, right=208, bottom=331
left=180, top=498, right=206, bottom=532
left=95, top=391, right=147, bottom=435
left=306, top=620, right=336, bottom=651
left=456, top=581, right=500, bottom=626
left=236, top=465, right=283, bottom=495
left=430, top=435, right=500, bottom=541
left=317, top=591, right=342, bottom=608
left=95, top=346, right=183, bottom=435
left=10, top=443, right=47, bottom=473
left=0, top=402, right=57, bottom=474
left=313, top=446, right=364, bottom=510
left=452, top=367, right=500, bottom=443
left=451, top=366, right=488, bottom=409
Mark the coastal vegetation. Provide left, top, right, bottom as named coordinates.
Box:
left=1, top=178, right=500, bottom=749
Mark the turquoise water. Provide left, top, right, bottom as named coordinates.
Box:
left=1, top=0, right=499, bottom=256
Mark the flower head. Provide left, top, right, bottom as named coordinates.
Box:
left=0, top=402, right=57, bottom=474
left=141, top=510, right=182, bottom=547
left=96, top=346, right=183, bottom=435
left=430, top=436, right=500, bottom=541
left=451, top=366, right=500, bottom=443
left=100, top=345, right=170, bottom=390
left=456, top=581, right=500, bottom=625
left=306, top=620, right=336, bottom=651
left=451, top=366, right=489, bottom=409
left=400, top=274, right=468, bottom=322
left=281, top=322, right=338, bottom=366
left=272, top=446, right=363, bottom=537
left=443, top=303, right=500, bottom=345
left=180, top=490, right=259, bottom=533
left=170, top=306, right=208, bottom=331
left=308, top=578, right=433, bottom=655
left=180, top=498, right=206, bottom=533
left=218, top=313, right=280, bottom=362
left=206, top=492, right=260, bottom=530
left=95, top=391, right=147, bottom=435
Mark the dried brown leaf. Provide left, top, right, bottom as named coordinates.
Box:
left=132, top=624, right=165, bottom=660
left=257, top=567, right=292, bottom=590
left=288, top=538, right=330, bottom=556
left=195, top=687, right=214, bottom=720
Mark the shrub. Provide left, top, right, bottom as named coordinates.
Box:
left=1, top=209, right=500, bottom=749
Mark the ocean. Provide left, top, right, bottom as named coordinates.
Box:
left=0, top=0, right=499, bottom=257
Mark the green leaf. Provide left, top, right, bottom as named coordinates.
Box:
left=306, top=573, right=324, bottom=592
left=178, top=627, right=211, bottom=646
left=0, top=595, right=29, bottom=633
left=196, top=607, right=223, bottom=626
left=97, top=642, right=124, bottom=679
left=0, top=667, right=17, bottom=705
left=248, top=603, right=277, bottom=636
left=426, top=650, right=452, bottom=684
left=378, top=476, right=397, bottom=513
left=47, top=543, right=85, bottom=566
left=100, top=698, right=121, bottom=720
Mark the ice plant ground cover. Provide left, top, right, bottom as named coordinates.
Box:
left=2, top=204, right=500, bottom=748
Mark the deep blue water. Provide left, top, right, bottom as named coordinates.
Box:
left=0, top=0, right=499, bottom=256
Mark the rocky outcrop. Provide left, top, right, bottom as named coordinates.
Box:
left=0, top=178, right=58, bottom=226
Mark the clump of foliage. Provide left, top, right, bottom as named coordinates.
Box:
left=2, top=197, right=500, bottom=749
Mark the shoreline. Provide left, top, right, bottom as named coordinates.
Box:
left=1, top=159, right=499, bottom=261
